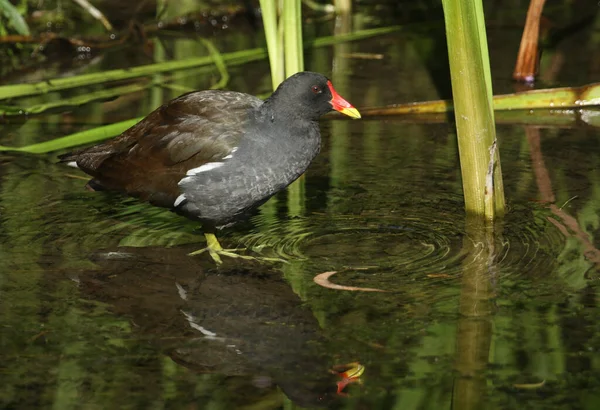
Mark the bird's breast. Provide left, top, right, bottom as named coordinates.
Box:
left=176, top=125, right=321, bottom=225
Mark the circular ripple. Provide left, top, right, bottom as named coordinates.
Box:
left=236, top=203, right=567, bottom=285
left=238, top=210, right=467, bottom=276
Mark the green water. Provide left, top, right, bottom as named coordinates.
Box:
left=2, top=1, right=600, bottom=409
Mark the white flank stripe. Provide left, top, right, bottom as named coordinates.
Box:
left=223, top=147, right=237, bottom=160
left=186, top=162, right=224, bottom=175
left=193, top=324, right=217, bottom=337
left=175, top=282, right=188, bottom=300
left=178, top=176, right=194, bottom=186
left=173, top=194, right=186, bottom=207
left=181, top=310, right=217, bottom=337
left=66, top=161, right=79, bottom=169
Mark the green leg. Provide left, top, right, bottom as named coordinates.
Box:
left=204, top=232, right=224, bottom=264
left=188, top=232, right=243, bottom=264
left=188, top=232, right=287, bottom=265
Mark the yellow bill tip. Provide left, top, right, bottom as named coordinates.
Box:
left=338, top=106, right=361, bottom=119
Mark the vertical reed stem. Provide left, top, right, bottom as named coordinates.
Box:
left=260, top=0, right=285, bottom=89
left=441, top=0, right=505, bottom=221
left=283, top=0, right=304, bottom=76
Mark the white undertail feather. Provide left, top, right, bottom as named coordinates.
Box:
left=186, top=162, right=225, bottom=175
left=173, top=194, right=187, bottom=207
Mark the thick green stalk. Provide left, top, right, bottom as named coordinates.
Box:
left=283, top=0, right=304, bottom=76
left=260, top=0, right=285, bottom=89
left=329, top=2, right=352, bottom=207
left=474, top=1, right=494, bottom=111
left=441, top=0, right=505, bottom=221
left=334, top=0, right=352, bottom=14
left=282, top=0, right=304, bottom=215
left=150, top=36, right=165, bottom=112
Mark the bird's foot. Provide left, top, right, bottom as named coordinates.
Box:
left=188, top=246, right=255, bottom=264
left=188, top=233, right=287, bottom=265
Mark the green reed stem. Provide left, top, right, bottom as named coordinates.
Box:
left=200, top=38, right=230, bottom=89
left=0, top=118, right=142, bottom=153
left=0, top=82, right=149, bottom=116
left=0, top=48, right=265, bottom=101
left=0, top=26, right=402, bottom=154
left=441, top=0, right=505, bottom=221
left=260, top=0, right=285, bottom=89
left=0, top=26, right=401, bottom=102
left=283, top=0, right=304, bottom=77
left=359, top=82, right=600, bottom=115
left=281, top=0, right=305, bottom=216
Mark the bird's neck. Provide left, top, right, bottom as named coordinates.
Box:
left=260, top=98, right=319, bottom=124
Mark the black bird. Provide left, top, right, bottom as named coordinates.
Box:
left=60, top=71, right=361, bottom=263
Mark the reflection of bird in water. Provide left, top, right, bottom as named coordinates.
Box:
left=79, top=246, right=340, bottom=407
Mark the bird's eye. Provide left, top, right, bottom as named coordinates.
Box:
left=311, top=85, right=322, bottom=94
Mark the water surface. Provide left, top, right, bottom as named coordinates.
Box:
left=1, top=2, right=600, bottom=409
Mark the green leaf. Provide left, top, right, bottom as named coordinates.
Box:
left=0, top=118, right=141, bottom=154
left=0, top=0, right=30, bottom=35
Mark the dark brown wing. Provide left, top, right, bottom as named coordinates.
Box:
left=61, top=90, right=262, bottom=208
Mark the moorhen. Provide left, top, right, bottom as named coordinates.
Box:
left=60, top=71, right=360, bottom=263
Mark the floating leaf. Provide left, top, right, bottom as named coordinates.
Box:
left=513, top=380, right=546, bottom=389
left=313, top=271, right=387, bottom=292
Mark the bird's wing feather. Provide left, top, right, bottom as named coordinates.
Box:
left=60, top=90, right=262, bottom=207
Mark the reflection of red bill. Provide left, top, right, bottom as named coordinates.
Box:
left=330, top=362, right=365, bottom=396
